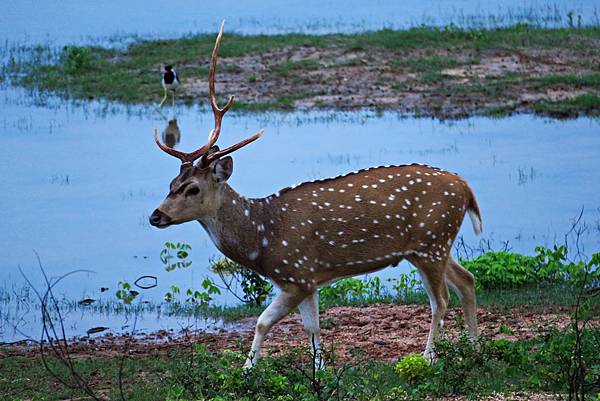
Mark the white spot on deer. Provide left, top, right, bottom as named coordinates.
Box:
left=401, top=186, right=408, bottom=191
left=232, top=199, right=237, bottom=205
left=257, top=224, right=265, bottom=232
left=347, top=183, right=354, bottom=187
left=405, top=199, right=411, bottom=206
left=337, top=231, right=344, bottom=236
left=307, top=219, right=313, bottom=224
left=297, top=198, right=303, bottom=201
left=426, top=182, right=432, bottom=186
left=371, top=184, right=378, bottom=188
left=388, top=174, right=394, bottom=179
left=328, top=188, right=334, bottom=192
left=373, top=219, right=379, bottom=224
left=274, top=268, right=281, bottom=273
left=339, top=189, right=346, bottom=193
left=373, top=234, right=380, bottom=238
left=324, top=202, right=331, bottom=207
left=262, top=238, right=269, bottom=247
left=388, top=194, right=396, bottom=201
left=362, top=185, right=368, bottom=189
left=281, top=207, right=287, bottom=212
left=419, top=222, right=425, bottom=228
left=248, top=251, right=259, bottom=260
left=381, top=203, right=387, bottom=207
left=378, top=179, right=385, bottom=183
left=289, top=277, right=295, bottom=282
left=369, top=200, right=377, bottom=205
left=385, top=215, right=391, bottom=219
left=444, top=191, right=449, bottom=196
left=244, top=209, right=250, bottom=217
left=416, top=178, right=422, bottom=183
left=282, top=259, right=289, bottom=264
left=282, top=240, right=288, bottom=246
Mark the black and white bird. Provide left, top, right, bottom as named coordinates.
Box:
left=159, top=65, right=180, bottom=108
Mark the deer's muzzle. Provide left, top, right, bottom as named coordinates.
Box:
left=149, top=209, right=172, bottom=228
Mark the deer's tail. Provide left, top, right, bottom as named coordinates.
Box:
left=465, top=184, right=482, bottom=235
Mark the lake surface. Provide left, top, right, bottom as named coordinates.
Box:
left=2, top=0, right=599, bottom=45
left=1, top=85, right=599, bottom=309
left=1, top=0, right=600, bottom=341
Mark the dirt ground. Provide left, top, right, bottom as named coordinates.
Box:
left=1, top=304, right=572, bottom=362
left=179, top=45, right=600, bottom=118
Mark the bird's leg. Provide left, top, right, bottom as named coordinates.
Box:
left=171, top=89, right=175, bottom=108
left=158, top=88, right=168, bottom=108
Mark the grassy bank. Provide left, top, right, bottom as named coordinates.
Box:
left=6, top=25, right=600, bottom=118
left=2, top=326, right=598, bottom=400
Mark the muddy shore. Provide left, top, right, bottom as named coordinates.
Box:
left=1, top=304, right=572, bottom=362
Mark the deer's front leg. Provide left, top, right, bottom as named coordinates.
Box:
left=244, top=287, right=305, bottom=369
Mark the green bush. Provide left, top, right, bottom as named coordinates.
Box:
left=462, top=245, right=569, bottom=289
left=60, top=46, right=97, bottom=75
left=210, top=257, right=273, bottom=307
left=394, top=354, right=432, bottom=384
left=319, top=277, right=384, bottom=306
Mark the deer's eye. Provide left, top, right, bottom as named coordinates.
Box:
left=185, top=186, right=200, bottom=197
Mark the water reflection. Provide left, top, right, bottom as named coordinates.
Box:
left=161, top=118, right=182, bottom=149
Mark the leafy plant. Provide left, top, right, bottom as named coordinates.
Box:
left=394, top=354, right=432, bottom=384
left=462, top=245, right=570, bottom=289
left=319, top=277, right=384, bottom=306
left=160, top=242, right=192, bottom=272
left=388, top=269, right=420, bottom=300
left=185, top=279, right=221, bottom=306
left=115, top=281, right=138, bottom=304
left=210, top=257, right=272, bottom=306
left=164, top=284, right=181, bottom=303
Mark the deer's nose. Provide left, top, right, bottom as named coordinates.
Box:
left=149, top=209, right=170, bottom=227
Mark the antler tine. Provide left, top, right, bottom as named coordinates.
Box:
left=202, top=129, right=264, bottom=167
left=208, top=20, right=235, bottom=150
left=154, top=128, right=208, bottom=164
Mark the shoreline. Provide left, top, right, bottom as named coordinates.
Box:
left=6, top=25, right=600, bottom=119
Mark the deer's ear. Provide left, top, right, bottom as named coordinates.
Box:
left=212, top=156, right=233, bottom=183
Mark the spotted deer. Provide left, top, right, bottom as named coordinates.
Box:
left=149, top=22, right=481, bottom=368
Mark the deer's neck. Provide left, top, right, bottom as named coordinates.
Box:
left=197, top=185, right=273, bottom=271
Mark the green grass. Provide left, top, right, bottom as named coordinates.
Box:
left=535, top=73, right=600, bottom=87
left=6, top=25, right=600, bottom=112
left=533, top=93, right=600, bottom=117
left=273, top=59, right=321, bottom=78
left=3, top=325, right=598, bottom=401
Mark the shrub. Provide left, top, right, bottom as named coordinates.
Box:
left=394, top=354, right=432, bottom=384
left=60, top=46, right=96, bottom=74
left=319, top=277, right=384, bottom=306
left=462, top=245, right=570, bottom=289
left=210, top=257, right=273, bottom=306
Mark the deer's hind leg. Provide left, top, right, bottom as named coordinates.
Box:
left=446, top=256, right=478, bottom=339
left=407, top=255, right=450, bottom=362
left=298, top=291, right=324, bottom=369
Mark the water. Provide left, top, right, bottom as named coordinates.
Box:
left=2, top=0, right=600, bottom=341
left=1, top=0, right=598, bottom=45
left=1, top=85, right=599, bottom=294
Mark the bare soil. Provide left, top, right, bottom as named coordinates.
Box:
left=1, top=304, right=572, bottom=362
left=179, top=46, right=600, bottom=118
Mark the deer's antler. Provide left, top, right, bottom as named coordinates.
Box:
left=154, top=20, right=263, bottom=167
